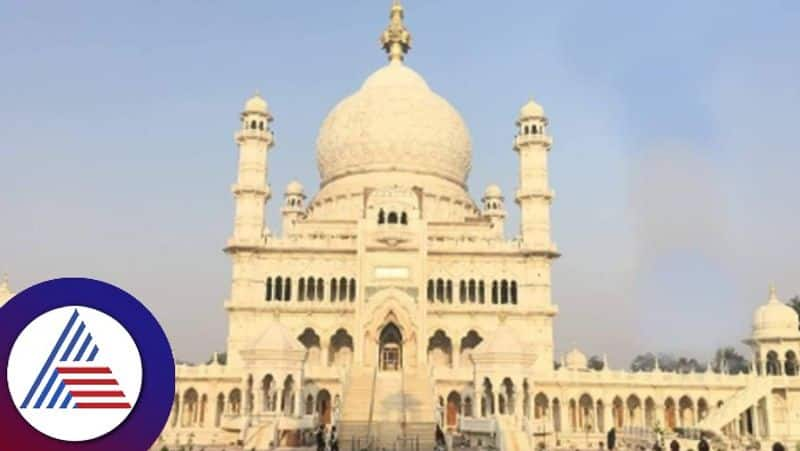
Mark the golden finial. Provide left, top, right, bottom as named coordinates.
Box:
left=768, top=283, right=778, bottom=303
left=380, top=0, right=412, bottom=62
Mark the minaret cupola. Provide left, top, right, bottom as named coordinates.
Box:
left=281, top=180, right=306, bottom=236
left=482, top=184, right=506, bottom=237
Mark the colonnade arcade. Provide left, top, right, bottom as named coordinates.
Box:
left=434, top=383, right=739, bottom=436
left=169, top=378, right=341, bottom=430
left=529, top=393, right=713, bottom=434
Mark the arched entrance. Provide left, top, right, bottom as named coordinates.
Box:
left=317, top=389, right=332, bottom=424
left=446, top=391, right=461, bottom=429
left=380, top=323, right=403, bottom=371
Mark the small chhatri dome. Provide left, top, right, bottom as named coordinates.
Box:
left=0, top=273, right=15, bottom=306
left=242, top=320, right=305, bottom=359
left=483, top=184, right=503, bottom=199
left=244, top=91, right=268, bottom=113
left=565, top=347, right=588, bottom=370
left=477, top=325, right=521, bottom=354
left=286, top=180, right=305, bottom=195
left=753, top=284, right=800, bottom=339
left=519, top=98, right=545, bottom=120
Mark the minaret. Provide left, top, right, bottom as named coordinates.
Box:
left=281, top=180, right=305, bottom=236
left=231, top=93, right=274, bottom=244
left=513, top=99, right=554, bottom=250
left=482, top=184, right=506, bottom=237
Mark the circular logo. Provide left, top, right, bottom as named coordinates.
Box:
left=0, top=278, right=175, bottom=451
left=7, top=306, right=143, bottom=441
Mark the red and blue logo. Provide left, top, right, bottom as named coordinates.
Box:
left=0, top=279, right=174, bottom=451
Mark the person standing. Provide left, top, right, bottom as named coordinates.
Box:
left=330, top=425, right=339, bottom=451
left=315, top=425, right=325, bottom=451
left=698, top=434, right=709, bottom=451
left=607, top=427, right=617, bottom=451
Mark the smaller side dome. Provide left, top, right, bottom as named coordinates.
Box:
left=477, top=326, right=521, bottom=354
left=244, top=92, right=268, bottom=113
left=565, top=347, right=588, bottom=370
left=483, top=184, right=503, bottom=199
left=519, top=99, right=545, bottom=120
left=0, top=273, right=14, bottom=306
left=753, top=285, right=800, bottom=339
left=286, top=180, right=305, bottom=196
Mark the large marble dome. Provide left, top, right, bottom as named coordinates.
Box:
left=316, top=59, right=472, bottom=186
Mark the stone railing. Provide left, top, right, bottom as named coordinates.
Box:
left=459, top=416, right=496, bottom=434
left=543, top=368, right=756, bottom=388
left=176, top=363, right=239, bottom=381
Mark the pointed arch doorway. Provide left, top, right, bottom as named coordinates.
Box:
left=379, top=322, right=403, bottom=371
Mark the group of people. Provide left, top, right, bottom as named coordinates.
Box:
left=314, top=424, right=339, bottom=451
left=604, top=427, right=711, bottom=451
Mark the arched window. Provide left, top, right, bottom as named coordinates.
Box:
left=532, top=124, right=538, bottom=134
left=259, top=121, right=264, bottom=131
left=275, top=277, right=283, bottom=301
left=265, top=277, right=273, bottom=301
left=307, top=277, right=316, bottom=301
left=510, top=281, right=518, bottom=304
left=436, top=279, right=445, bottom=302
left=478, top=281, right=485, bottom=304
left=524, top=125, right=530, bottom=135
left=330, top=278, right=338, bottom=302
left=468, top=280, right=476, bottom=303
left=786, top=351, right=798, bottom=376
left=491, top=281, right=498, bottom=304
left=251, top=120, right=257, bottom=130
left=387, top=211, right=398, bottom=224
left=459, top=280, right=466, bottom=303
left=298, top=278, right=305, bottom=301
left=348, top=278, right=356, bottom=302
left=317, top=278, right=324, bottom=301
left=427, top=280, right=434, bottom=302
left=446, top=280, right=453, bottom=304
left=339, top=277, right=347, bottom=301
left=501, top=280, right=509, bottom=304
left=284, top=278, right=292, bottom=301
left=400, top=212, right=408, bottom=225
left=378, top=209, right=386, bottom=224
left=766, top=351, right=780, bottom=375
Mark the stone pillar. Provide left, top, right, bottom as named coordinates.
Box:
left=295, top=388, right=303, bottom=417
left=605, top=402, right=614, bottom=434
left=322, top=338, right=331, bottom=367
left=765, top=390, right=775, bottom=438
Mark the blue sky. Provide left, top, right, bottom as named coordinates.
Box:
left=1, top=1, right=798, bottom=366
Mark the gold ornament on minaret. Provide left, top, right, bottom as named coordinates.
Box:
left=380, top=0, right=412, bottom=61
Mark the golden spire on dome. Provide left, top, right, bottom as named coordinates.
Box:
left=768, top=283, right=779, bottom=303
left=380, top=0, right=412, bottom=62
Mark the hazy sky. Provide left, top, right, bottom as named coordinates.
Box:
left=1, top=1, right=798, bottom=367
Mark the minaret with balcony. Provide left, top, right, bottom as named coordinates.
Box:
left=231, top=93, right=274, bottom=245
left=513, top=99, right=554, bottom=251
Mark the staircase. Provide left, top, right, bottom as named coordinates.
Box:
left=695, top=379, right=772, bottom=436
left=339, top=366, right=437, bottom=450
left=338, top=366, right=377, bottom=446
left=401, top=367, right=437, bottom=450
left=372, top=371, right=406, bottom=445
left=242, top=419, right=277, bottom=449
left=496, top=415, right=532, bottom=451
